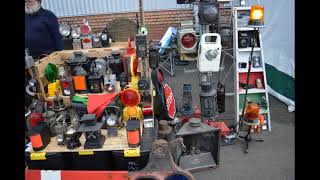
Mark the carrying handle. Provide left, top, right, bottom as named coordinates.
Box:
left=200, top=33, right=221, bottom=45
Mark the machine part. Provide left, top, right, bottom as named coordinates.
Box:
left=72, top=38, right=82, bottom=50
left=91, top=35, right=102, bottom=48
left=126, top=118, right=141, bottom=148
left=105, top=18, right=137, bottom=42
left=197, top=33, right=222, bottom=73
left=180, top=84, right=194, bottom=116
left=25, top=49, right=35, bottom=69
left=158, top=120, right=173, bottom=141
left=176, top=118, right=220, bottom=172
left=78, top=114, right=105, bottom=149
left=59, top=23, right=71, bottom=37
left=199, top=81, right=218, bottom=119
left=81, top=36, right=93, bottom=49
left=129, top=138, right=195, bottom=180
left=28, top=122, right=51, bottom=151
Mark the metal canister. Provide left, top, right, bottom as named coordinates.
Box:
left=199, top=81, right=218, bottom=119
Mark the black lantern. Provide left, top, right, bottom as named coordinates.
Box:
left=180, top=84, right=194, bottom=116
left=78, top=114, right=105, bottom=149
left=101, top=106, right=123, bottom=137
left=199, top=81, right=218, bottom=118
left=148, top=48, right=160, bottom=69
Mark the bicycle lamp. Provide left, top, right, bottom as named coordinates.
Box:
left=248, top=5, right=264, bottom=27
left=121, top=88, right=143, bottom=122
left=59, top=23, right=71, bottom=37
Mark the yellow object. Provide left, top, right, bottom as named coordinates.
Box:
left=250, top=5, right=264, bottom=21
left=123, top=106, right=143, bottom=122
left=124, top=148, right=140, bottom=157
left=129, top=75, right=140, bottom=91
left=78, top=151, right=94, bottom=155
left=48, top=80, right=62, bottom=97
left=30, top=152, right=46, bottom=160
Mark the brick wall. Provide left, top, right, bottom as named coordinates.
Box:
left=59, top=9, right=193, bottom=41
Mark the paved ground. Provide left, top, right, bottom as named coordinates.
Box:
left=161, top=54, right=294, bottom=180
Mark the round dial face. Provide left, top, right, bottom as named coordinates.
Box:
left=107, top=118, right=116, bottom=126
left=63, top=89, right=71, bottom=95
left=205, top=49, right=218, bottom=61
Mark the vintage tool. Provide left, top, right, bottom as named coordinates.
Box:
left=28, top=122, right=51, bottom=151
left=60, top=77, right=75, bottom=96
left=129, top=138, right=196, bottom=180
left=54, top=114, right=68, bottom=146
left=197, top=33, right=221, bottom=73
left=199, top=81, right=218, bottom=119
left=121, top=88, right=143, bottom=122
left=92, top=34, right=102, bottom=48
left=78, top=114, right=105, bottom=149
left=176, top=118, right=220, bottom=172
left=126, top=117, right=141, bottom=148
left=101, top=106, right=123, bottom=137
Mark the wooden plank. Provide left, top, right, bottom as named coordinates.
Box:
left=31, top=122, right=143, bottom=153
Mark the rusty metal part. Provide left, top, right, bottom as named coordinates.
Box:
left=129, top=139, right=195, bottom=180
left=106, top=18, right=137, bottom=42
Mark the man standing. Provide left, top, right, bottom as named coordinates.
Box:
left=25, top=0, right=63, bottom=59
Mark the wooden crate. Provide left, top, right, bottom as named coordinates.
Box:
left=33, top=42, right=128, bottom=102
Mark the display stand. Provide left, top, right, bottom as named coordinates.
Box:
left=233, top=7, right=271, bottom=132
